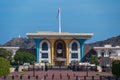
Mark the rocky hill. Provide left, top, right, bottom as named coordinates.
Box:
left=85, top=35, right=120, bottom=48
left=1, top=38, right=35, bottom=49
left=1, top=35, right=120, bottom=49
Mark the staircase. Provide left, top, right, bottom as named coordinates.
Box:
left=50, top=66, right=68, bottom=70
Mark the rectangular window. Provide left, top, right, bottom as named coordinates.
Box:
left=42, top=53, right=48, bottom=58
left=71, top=53, right=78, bottom=58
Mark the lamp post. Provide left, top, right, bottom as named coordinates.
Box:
left=86, top=58, right=89, bottom=77
left=33, top=61, right=35, bottom=77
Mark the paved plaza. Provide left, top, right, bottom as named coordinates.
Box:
left=0, top=70, right=113, bottom=80
left=9, top=70, right=112, bottom=76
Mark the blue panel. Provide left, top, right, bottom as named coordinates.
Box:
left=41, top=53, right=48, bottom=58
left=34, top=39, right=42, bottom=63
left=71, top=53, right=78, bottom=58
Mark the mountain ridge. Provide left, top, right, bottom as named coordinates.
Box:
left=1, top=35, right=120, bottom=49
left=86, top=35, right=120, bottom=48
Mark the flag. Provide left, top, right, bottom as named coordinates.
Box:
left=57, top=8, right=60, bottom=18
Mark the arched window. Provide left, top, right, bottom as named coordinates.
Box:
left=72, top=42, right=78, bottom=51
left=40, top=40, right=50, bottom=61
left=42, top=42, right=48, bottom=51
left=69, top=40, right=80, bottom=62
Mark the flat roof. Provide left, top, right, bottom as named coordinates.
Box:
left=94, top=46, right=120, bottom=50
left=0, top=47, right=20, bottom=49
left=26, top=31, right=93, bottom=39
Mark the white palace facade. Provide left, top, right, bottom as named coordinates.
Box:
left=93, top=45, right=120, bottom=59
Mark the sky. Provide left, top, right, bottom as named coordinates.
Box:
left=0, top=0, right=120, bottom=44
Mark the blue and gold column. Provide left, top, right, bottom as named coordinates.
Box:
left=78, top=39, right=86, bottom=62
left=34, top=39, right=42, bottom=63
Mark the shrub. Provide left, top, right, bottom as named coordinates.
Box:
left=112, top=60, right=120, bottom=78
left=0, top=57, right=10, bottom=76
left=14, top=52, right=35, bottom=65
left=89, top=55, right=99, bottom=65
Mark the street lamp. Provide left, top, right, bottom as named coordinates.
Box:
left=33, top=61, right=35, bottom=77
left=86, top=58, right=89, bottom=77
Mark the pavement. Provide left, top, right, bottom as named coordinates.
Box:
left=0, top=70, right=113, bottom=80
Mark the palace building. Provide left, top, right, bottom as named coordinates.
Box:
left=93, top=45, right=120, bottom=59
left=27, top=32, right=93, bottom=66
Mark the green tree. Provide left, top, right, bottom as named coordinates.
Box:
left=0, top=57, right=10, bottom=76
left=14, top=52, right=35, bottom=65
left=0, top=48, right=12, bottom=62
left=89, top=55, right=99, bottom=65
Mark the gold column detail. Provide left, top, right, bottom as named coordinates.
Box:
left=64, top=39, right=70, bottom=65
left=49, top=39, right=55, bottom=66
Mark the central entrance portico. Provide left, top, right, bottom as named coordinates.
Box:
left=27, top=32, right=93, bottom=66
left=54, top=40, right=66, bottom=66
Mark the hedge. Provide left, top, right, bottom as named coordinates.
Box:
left=112, top=60, right=120, bottom=78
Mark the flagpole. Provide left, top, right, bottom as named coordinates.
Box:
left=58, top=8, right=61, bottom=33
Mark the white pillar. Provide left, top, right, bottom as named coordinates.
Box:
left=69, top=50, right=71, bottom=63
left=105, top=50, right=108, bottom=57
left=12, top=49, right=17, bottom=58
left=97, top=50, right=101, bottom=57
left=48, top=48, right=51, bottom=63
